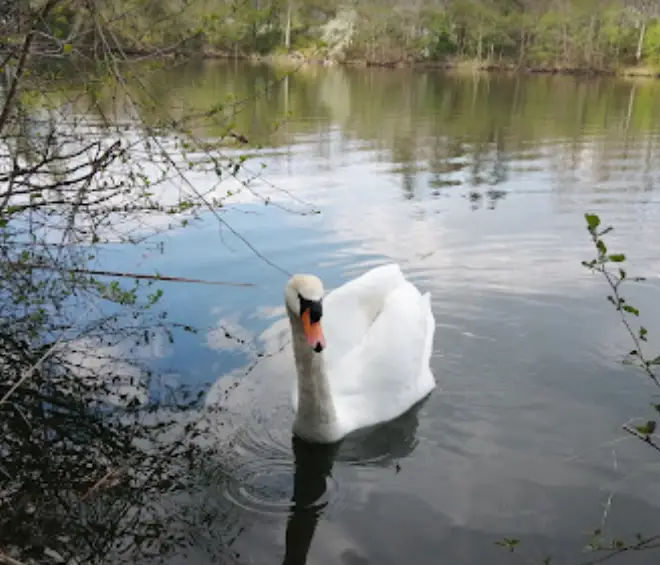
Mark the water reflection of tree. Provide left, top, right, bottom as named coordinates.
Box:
left=0, top=215, right=248, bottom=563
left=158, top=63, right=660, bottom=208
left=0, top=297, right=249, bottom=564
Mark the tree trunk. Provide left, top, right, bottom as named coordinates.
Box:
left=636, top=18, right=646, bottom=63
left=562, top=20, right=569, bottom=67
left=586, top=14, right=596, bottom=67
left=284, top=0, right=292, bottom=51
left=477, top=22, right=483, bottom=60
left=519, top=29, right=526, bottom=66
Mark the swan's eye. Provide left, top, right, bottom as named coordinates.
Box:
left=298, top=294, right=323, bottom=323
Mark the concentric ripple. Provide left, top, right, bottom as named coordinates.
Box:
left=224, top=459, right=300, bottom=516
left=222, top=413, right=346, bottom=518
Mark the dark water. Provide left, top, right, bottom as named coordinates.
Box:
left=89, top=62, right=660, bottom=564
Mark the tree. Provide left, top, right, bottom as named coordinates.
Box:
left=0, top=1, right=305, bottom=563
left=625, top=0, right=660, bottom=62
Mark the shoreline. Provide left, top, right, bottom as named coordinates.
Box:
left=106, top=47, right=660, bottom=79
left=276, top=54, right=660, bottom=78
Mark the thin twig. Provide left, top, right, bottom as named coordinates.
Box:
left=8, top=263, right=256, bottom=287
left=0, top=552, right=28, bottom=565
left=89, top=17, right=293, bottom=277
left=82, top=466, right=127, bottom=500
left=621, top=424, right=660, bottom=455
left=584, top=221, right=660, bottom=389
left=0, top=306, right=91, bottom=405
left=601, top=269, right=659, bottom=388
left=0, top=333, right=66, bottom=405
left=580, top=534, right=660, bottom=565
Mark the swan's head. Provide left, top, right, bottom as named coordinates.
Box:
left=285, top=274, right=326, bottom=353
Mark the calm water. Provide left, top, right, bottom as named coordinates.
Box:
left=94, top=62, right=660, bottom=564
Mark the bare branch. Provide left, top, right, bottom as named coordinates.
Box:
left=9, top=263, right=257, bottom=287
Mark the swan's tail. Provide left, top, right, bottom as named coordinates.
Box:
left=419, top=291, right=437, bottom=391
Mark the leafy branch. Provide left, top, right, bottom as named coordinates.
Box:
left=581, top=213, right=660, bottom=450
left=495, top=212, right=660, bottom=565
left=582, top=213, right=659, bottom=385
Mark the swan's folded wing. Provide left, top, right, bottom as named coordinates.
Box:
left=321, top=263, right=406, bottom=367
left=330, top=280, right=436, bottom=432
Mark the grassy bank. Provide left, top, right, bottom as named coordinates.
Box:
left=173, top=49, right=660, bottom=79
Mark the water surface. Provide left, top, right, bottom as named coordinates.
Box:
left=97, top=62, right=660, bottom=565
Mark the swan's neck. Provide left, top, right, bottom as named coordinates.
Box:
left=288, top=310, right=338, bottom=442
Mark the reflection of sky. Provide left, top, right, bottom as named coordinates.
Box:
left=76, top=71, right=660, bottom=564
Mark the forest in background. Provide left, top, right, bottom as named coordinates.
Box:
left=3, top=0, right=660, bottom=72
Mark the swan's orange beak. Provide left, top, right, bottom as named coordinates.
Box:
left=301, top=309, right=325, bottom=352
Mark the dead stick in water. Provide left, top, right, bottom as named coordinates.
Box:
left=6, top=263, right=256, bottom=287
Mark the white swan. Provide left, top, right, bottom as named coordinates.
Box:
left=284, top=263, right=436, bottom=443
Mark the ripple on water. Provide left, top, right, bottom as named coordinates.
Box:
left=223, top=417, right=347, bottom=518
left=224, top=459, right=297, bottom=516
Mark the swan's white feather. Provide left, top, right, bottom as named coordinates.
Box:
left=291, top=263, right=436, bottom=439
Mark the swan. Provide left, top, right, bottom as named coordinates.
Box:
left=284, top=263, right=436, bottom=444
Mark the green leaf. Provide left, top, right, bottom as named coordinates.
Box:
left=652, top=404, right=660, bottom=415
left=63, top=43, right=72, bottom=54
left=585, top=213, right=600, bottom=230
left=584, top=544, right=599, bottom=552
left=634, top=420, right=656, bottom=435
left=622, top=304, right=640, bottom=316
left=596, top=240, right=607, bottom=254
left=640, top=327, right=648, bottom=341
left=494, top=538, right=520, bottom=552
left=609, top=254, right=626, bottom=262
left=612, top=539, right=625, bottom=549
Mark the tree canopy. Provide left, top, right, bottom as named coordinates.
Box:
left=6, top=0, right=660, bottom=69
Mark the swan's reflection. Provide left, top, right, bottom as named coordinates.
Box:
left=282, top=395, right=429, bottom=565
left=282, top=435, right=340, bottom=565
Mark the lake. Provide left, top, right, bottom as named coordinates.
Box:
left=54, top=61, right=660, bottom=564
